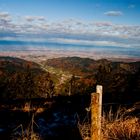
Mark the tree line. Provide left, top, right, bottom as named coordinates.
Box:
left=0, top=70, right=55, bottom=99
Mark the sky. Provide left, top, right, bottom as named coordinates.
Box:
left=0, top=0, right=140, bottom=59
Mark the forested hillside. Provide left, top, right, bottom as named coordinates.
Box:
left=0, top=56, right=140, bottom=103
left=0, top=56, right=140, bottom=139
left=43, top=57, right=140, bottom=103
left=0, top=57, right=55, bottom=99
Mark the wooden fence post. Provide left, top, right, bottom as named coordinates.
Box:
left=91, top=85, right=103, bottom=140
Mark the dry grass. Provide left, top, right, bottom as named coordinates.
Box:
left=35, top=107, right=45, bottom=114
left=22, top=102, right=31, bottom=112
left=102, top=117, right=140, bottom=140
left=78, top=106, right=140, bottom=140
left=102, top=107, right=140, bottom=140
left=78, top=122, right=91, bottom=140
left=77, top=110, right=91, bottom=140
left=12, top=114, right=41, bottom=140
left=22, top=102, right=45, bottom=114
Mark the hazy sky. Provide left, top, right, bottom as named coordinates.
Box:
left=0, top=0, right=140, bottom=58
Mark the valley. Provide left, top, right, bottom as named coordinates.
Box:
left=0, top=55, right=140, bottom=140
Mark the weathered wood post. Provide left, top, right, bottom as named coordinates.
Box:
left=91, top=85, right=103, bottom=140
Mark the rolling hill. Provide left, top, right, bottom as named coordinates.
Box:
left=42, top=57, right=140, bottom=103
left=0, top=56, right=54, bottom=99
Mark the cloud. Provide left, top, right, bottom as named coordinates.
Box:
left=0, top=11, right=140, bottom=50
left=25, top=16, right=35, bottom=22
left=0, top=12, right=13, bottom=32
left=0, top=12, right=10, bottom=18
left=47, top=37, right=132, bottom=48
left=104, top=11, right=123, bottom=16
left=128, top=4, right=135, bottom=9
left=25, top=16, right=46, bottom=22
left=0, top=11, right=11, bottom=22
left=94, top=21, right=113, bottom=27
left=37, top=16, right=46, bottom=21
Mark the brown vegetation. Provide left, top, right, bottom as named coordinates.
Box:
left=102, top=107, right=140, bottom=140
left=0, top=57, right=55, bottom=99
left=78, top=107, right=140, bottom=140
left=12, top=115, right=40, bottom=140
left=44, top=57, right=140, bottom=103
